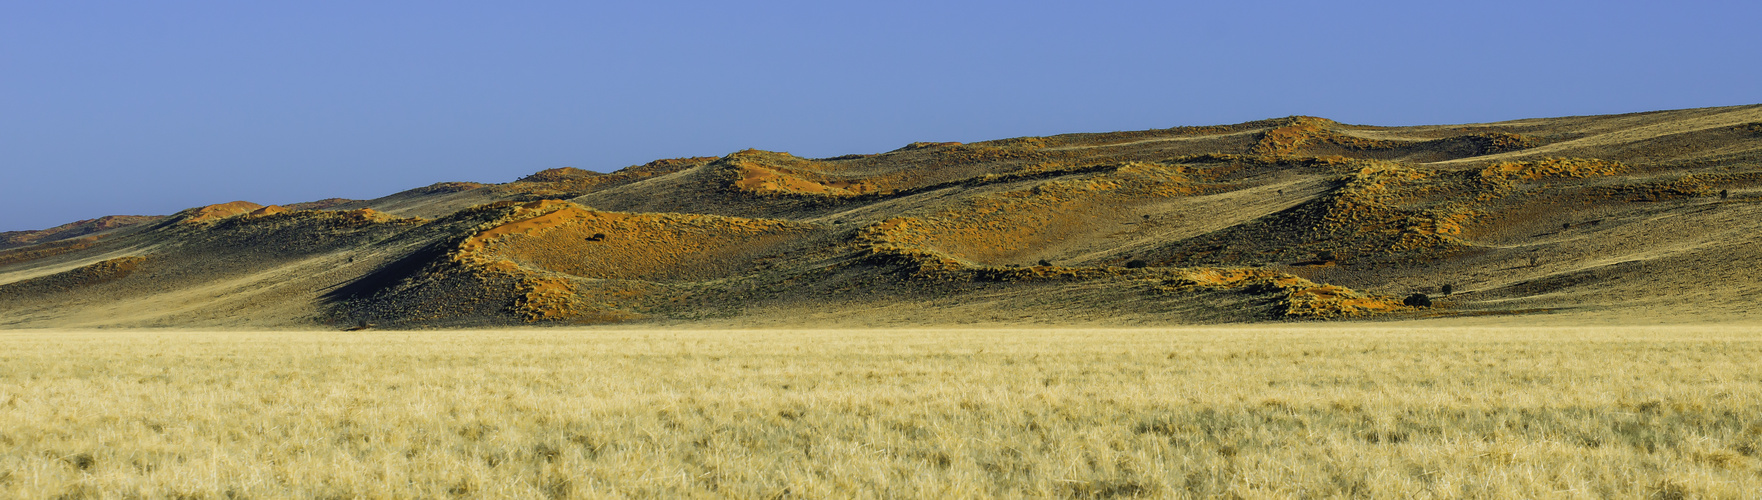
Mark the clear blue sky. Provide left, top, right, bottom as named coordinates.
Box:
left=3, top=1, right=1758, bottom=231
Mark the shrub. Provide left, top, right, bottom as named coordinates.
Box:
left=1440, top=284, right=1454, bottom=296
left=1403, top=293, right=1432, bottom=308
left=1463, top=132, right=1541, bottom=155
left=1125, top=259, right=1149, bottom=269
left=1037, top=259, right=1051, bottom=267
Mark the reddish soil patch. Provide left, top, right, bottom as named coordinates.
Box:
left=1, top=215, right=164, bottom=250
left=182, top=201, right=265, bottom=223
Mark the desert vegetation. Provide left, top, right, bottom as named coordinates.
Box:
left=4, top=326, right=1761, bottom=498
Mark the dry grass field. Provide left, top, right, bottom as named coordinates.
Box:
left=4, top=325, right=1762, bottom=498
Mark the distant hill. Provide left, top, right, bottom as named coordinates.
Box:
left=0, top=215, right=163, bottom=251
left=3, top=105, right=1760, bottom=328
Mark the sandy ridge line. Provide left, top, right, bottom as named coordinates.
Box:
left=0, top=244, right=163, bottom=287
left=1044, top=129, right=1261, bottom=151
left=1426, top=106, right=1762, bottom=166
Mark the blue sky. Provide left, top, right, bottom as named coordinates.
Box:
left=2, top=1, right=1758, bottom=231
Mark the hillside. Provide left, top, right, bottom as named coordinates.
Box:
left=3, top=105, right=1760, bottom=328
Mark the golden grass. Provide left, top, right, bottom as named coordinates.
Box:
left=3, top=326, right=1761, bottom=498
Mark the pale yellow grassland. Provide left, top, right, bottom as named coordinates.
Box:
left=2, top=325, right=1761, bottom=499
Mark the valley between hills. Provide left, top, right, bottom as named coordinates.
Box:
left=4, top=105, right=1761, bottom=329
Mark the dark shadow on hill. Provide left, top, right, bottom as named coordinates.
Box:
left=321, top=242, right=449, bottom=304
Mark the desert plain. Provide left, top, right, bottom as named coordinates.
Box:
left=5, top=322, right=1762, bottom=499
